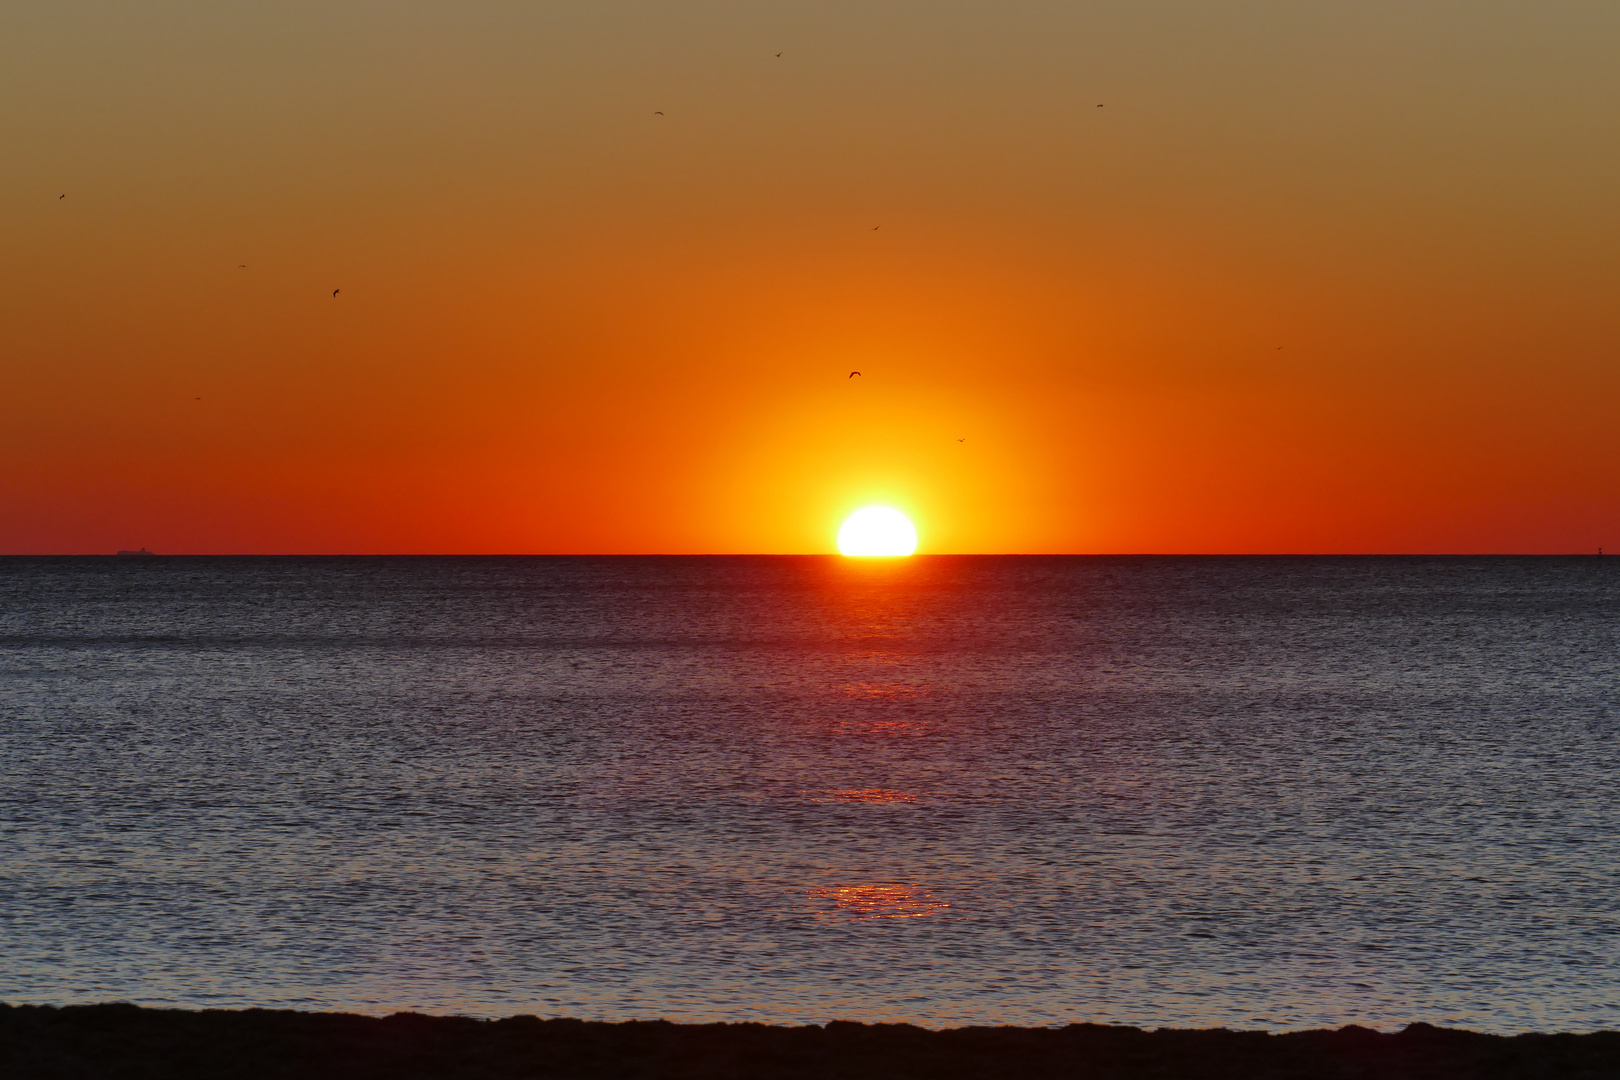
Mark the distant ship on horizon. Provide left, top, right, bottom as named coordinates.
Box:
left=115, top=548, right=156, bottom=557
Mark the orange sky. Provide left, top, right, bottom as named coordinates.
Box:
left=4, top=1, right=1618, bottom=553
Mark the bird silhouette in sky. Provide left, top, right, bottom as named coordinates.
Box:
left=872, top=225, right=880, bottom=230
left=849, top=371, right=861, bottom=378
left=655, top=111, right=664, bottom=116
left=775, top=52, right=782, bottom=57
left=957, top=438, right=966, bottom=442
left=332, top=289, right=340, bottom=297
left=58, top=194, right=66, bottom=199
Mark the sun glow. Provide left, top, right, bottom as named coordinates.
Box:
left=837, top=507, right=918, bottom=556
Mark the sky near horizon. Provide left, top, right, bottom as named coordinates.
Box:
left=4, top=1, right=1618, bottom=553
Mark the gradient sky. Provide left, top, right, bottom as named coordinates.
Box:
left=5, top=1, right=1618, bottom=553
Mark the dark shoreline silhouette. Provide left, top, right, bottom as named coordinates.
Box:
left=4, top=1003, right=1619, bottom=1079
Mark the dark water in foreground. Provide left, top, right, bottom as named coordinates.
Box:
left=2, top=556, right=1617, bottom=1032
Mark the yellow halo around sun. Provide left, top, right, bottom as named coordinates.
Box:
left=837, top=507, right=918, bottom=556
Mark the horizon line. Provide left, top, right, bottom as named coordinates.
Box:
left=1, top=552, right=1608, bottom=559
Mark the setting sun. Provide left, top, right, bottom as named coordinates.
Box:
left=837, top=507, right=918, bottom=556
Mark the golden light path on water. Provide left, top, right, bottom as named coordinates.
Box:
left=807, top=884, right=951, bottom=921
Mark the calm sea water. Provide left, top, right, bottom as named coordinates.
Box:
left=2, top=556, right=1617, bottom=1033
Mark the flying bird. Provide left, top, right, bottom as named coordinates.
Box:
left=957, top=438, right=966, bottom=442
left=332, top=289, right=340, bottom=297
left=775, top=52, right=782, bottom=57
left=848, top=371, right=861, bottom=378
left=655, top=111, right=664, bottom=116
left=58, top=194, right=66, bottom=199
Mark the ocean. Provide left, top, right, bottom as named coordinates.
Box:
left=2, top=556, right=1616, bottom=1033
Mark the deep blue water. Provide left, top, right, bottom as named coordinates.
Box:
left=2, top=556, right=1617, bottom=1032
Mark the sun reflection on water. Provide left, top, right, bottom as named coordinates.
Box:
left=808, top=883, right=949, bottom=921
left=828, top=718, right=933, bottom=737
left=806, top=788, right=918, bottom=804
left=841, top=682, right=930, bottom=700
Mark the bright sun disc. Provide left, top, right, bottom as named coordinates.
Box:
left=837, top=507, right=918, bottom=556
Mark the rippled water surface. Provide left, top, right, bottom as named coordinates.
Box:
left=2, top=556, right=1617, bottom=1032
